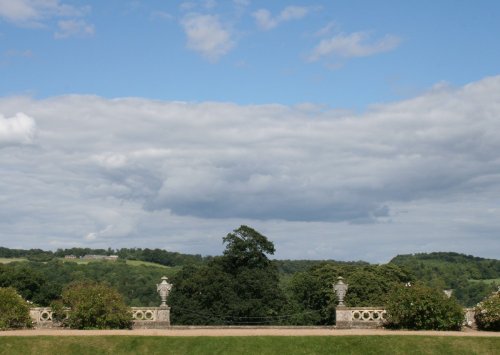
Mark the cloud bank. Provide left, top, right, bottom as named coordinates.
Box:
left=1, top=76, right=499, bottom=261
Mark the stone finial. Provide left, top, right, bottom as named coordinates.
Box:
left=156, top=276, right=173, bottom=308
left=333, top=276, right=348, bottom=307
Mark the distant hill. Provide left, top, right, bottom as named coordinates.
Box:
left=0, top=246, right=204, bottom=267
left=390, top=252, right=499, bottom=306
left=390, top=252, right=500, bottom=281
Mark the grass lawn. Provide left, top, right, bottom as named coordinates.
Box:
left=0, top=336, right=498, bottom=355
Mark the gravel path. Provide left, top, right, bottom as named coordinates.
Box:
left=1, top=328, right=499, bottom=337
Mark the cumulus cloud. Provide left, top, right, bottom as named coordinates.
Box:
left=253, top=6, right=310, bottom=30
left=1, top=76, right=500, bottom=260
left=0, top=112, right=36, bottom=146
left=308, top=31, right=401, bottom=62
left=54, top=19, right=94, bottom=39
left=0, top=0, right=88, bottom=26
left=181, top=13, right=234, bottom=61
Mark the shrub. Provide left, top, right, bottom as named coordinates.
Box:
left=62, top=281, right=132, bottom=329
left=384, top=283, right=464, bottom=330
left=474, top=292, right=500, bottom=331
left=0, top=287, right=32, bottom=330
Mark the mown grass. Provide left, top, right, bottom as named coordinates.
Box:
left=0, top=336, right=498, bottom=355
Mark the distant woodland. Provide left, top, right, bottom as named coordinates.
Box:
left=1, top=228, right=498, bottom=325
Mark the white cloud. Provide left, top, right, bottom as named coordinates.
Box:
left=253, top=6, right=310, bottom=30
left=308, top=31, right=401, bottom=62
left=0, top=0, right=87, bottom=26
left=54, top=19, right=94, bottom=39
left=0, top=112, right=36, bottom=146
left=1, top=76, right=500, bottom=261
left=181, top=13, right=234, bottom=61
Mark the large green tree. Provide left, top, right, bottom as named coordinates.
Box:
left=170, top=226, right=286, bottom=325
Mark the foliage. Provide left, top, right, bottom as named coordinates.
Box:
left=0, top=263, right=46, bottom=302
left=61, top=281, right=132, bottom=329
left=1, top=336, right=500, bottom=355
left=287, top=262, right=413, bottom=325
left=287, top=263, right=338, bottom=325
left=0, top=259, right=175, bottom=307
left=0, top=287, right=32, bottom=330
left=275, top=259, right=369, bottom=275
left=170, top=226, right=287, bottom=325
left=474, top=292, right=500, bottom=331
left=390, top=252, right=500, bottom=306
left=384, top=283, right=464, bottom=330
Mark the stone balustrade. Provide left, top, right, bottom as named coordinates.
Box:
left=29, top=306, right=170, bottom=329
left=30, top=307, right=54, bottom=326
left=131, top=307, right=171, bottom=329
left=335, top=307, right=386, bottom=329
left=335, top=306, right=476, bottom=329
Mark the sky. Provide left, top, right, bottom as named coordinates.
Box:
left=0, top=1, right=499, bottom=262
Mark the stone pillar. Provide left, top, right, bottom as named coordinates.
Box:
left=156, top=308, right=171, bottom=327
left=335, top=307, right=352, bottom=329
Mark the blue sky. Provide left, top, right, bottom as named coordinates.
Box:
left=0, top=1, right=499, bottom=262
left=2, top=1, right=499, bottom=108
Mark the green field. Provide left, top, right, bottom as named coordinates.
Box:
left=0, top=336, right=498, bottom=355
left=469, top=278, right=500, bottom=285
left=0, top=257, right=27, bottom=264
left=124, top=259, right=171, bottom=269
left=0, top=257, right=170, bottom=270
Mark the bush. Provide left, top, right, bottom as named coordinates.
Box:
left=385, top=283, right=464, bottom=330
left=0, top=287, right=32, bottom=330
left=62, top=281, right=132, bottom=329
left=474, top=292, right=500, bottom=331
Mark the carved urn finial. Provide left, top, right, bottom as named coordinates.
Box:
left=333, top=276, right=348, bottom=307
left=156, top=276, right=173, bottom=308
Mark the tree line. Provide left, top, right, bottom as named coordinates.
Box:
left=1, top=227, right=498, bottom=326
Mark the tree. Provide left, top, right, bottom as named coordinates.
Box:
left=474, top=291, right=500, bottom=331
left=0, top=287, right=32, bottom=330
left=170, top=226, right=286, bottom=325
left=288, top=263, right=339, bottom=325
left=62, top=281, right=132, bottom=329
left=384, top=283, right=464, bottom=330
left=0, top=263, right=45, bottom=302
left=221, top=225, right=275, bottom=271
